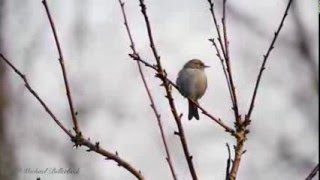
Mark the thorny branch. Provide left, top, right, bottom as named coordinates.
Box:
left=118, top=1, right=177, bottom=179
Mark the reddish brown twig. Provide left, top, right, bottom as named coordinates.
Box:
left=207, top=1, right=232, bottom=103
left=137, top=0, right=198, bottom=179
left=129, top=53, right=158, bottom=71
left=228, top=1, right=293, bottom=179
left=245, top=0, right=293, bottom=123
left=78, top=137, right=144, bottom=179
left=207, top=2, right=244, bottom=178
left=221, top=0, right=240, bottom=124
left=189, top=98, right=234, bottom=134
left=207, top=0, right=240, bottom=124
left=129, top=52, right=233, bottom=133
left=42, top=0, right=80, bottom=135
left=209, top=38, right=234, bottom=110
left=207, top=0, right=293, bottom=179
left=118, top=1, right=177, bottom=179
left=207, top=0, right=226, bottom=58
left=0, top=54, right=72, bottom=137
left=0, top=54, right=144, bottom=180
left=225, top=143, right=232, bottom=180
left=228, top=130, right=246, bottom=180
left=305, top=164, right=319, bottom=180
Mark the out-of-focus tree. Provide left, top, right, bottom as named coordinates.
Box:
left=0, top=0, right=17, bottom=179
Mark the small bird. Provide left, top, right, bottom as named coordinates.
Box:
left=176, top=59, right=209, bottom=120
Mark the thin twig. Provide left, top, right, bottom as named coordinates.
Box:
left=207, top=0, right=227, bottom=58
left=207, top=0, right=232, bottom=103
left=78, top=137, right=144, bottom=179
left=207, top=0, right=240, bottom=124
left=0, top=53, right=72, bottom=137
left=118, top=1, right=177, bottom=179
left=138, top=0, right=198, bottom=179
left=245, top=0, right=293, bottom=123
left=228, top=1, right=293, bottom=179
left=221, top=0, right=240, bottom=124
left=42, top=0, right=80, bottom=134
left=128, top=53, right=233, bottom=133
left=0, top=53, right=145, bottom=180
left=305, top=164, right=319, bottom=180
left=2, top=0, right=146, bottom=177
left=221, top=0, right=228, bottom=59
left=207, top=2, right=245, bottom=178
left=225, top=143, right=232, bottom=180
left=209, top=38, right=234, bottom=109
left=129, top=53, right=158, bottom=70
left=207, top=0, right=234, bottom=106
left=189, top=98, right=234, bottom=134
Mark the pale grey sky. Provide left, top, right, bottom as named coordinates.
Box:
left=1, top=0, right=318, bottom=180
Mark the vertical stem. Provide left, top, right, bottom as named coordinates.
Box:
left=42, top=0, right=80, bottom=134
left=118, top=1, right=177, bottom=179
left=229, top=131, right=245, bottom=180
left=221, top=0, right=240, bottom=124
left=138, top=0, right=198, bottom=179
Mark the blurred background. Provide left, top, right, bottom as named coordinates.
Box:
left=0, top=0, right=318, bottom=180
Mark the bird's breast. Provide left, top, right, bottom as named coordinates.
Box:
left=176, top=68, right=207, bottom=100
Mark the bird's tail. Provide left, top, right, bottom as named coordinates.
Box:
left=188, top=99, right=199, bottom=120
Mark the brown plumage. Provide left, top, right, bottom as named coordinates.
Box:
left=176, top=59, right=209, bottom=120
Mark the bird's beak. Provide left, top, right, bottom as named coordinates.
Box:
left=204, top=65, right=210, bottom=68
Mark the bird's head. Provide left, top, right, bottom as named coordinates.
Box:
left=184, top=59, right=210, bottom=70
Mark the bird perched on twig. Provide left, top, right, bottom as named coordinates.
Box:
left=176, top=59, right=209, bottom=120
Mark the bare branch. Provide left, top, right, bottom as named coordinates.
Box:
left=229, top=1, right=293, bottom=179
left=127, top=52, right=234, bottom=133
left=0, top=53, right=145, bottom=180
left=77, top=137, right=144, bottom=179
left=306, top=164, right=319, bottom=180
left=189, top=98, right=234, bottom=134
left=137, top=0, right=198, bottom=179
left=207, top=0, right=240, bottom=124
left=209, top=38, right=234, bottom=109
left=225, top=143, right=232, bottom=180
left=228, top=130, right=246, bottom=180
left=221, top=0, right=240, bottom=124
left=118, top=1, right=177, bottom=179
left=42, top=0, right=80, bottom=134
left=207, top=0, right=226, bottom=57
left=207, top=1, right=234, bottom=107
left=0, top=54, right=72, bottom=137
left=246, top=0, right=293, bottom=122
